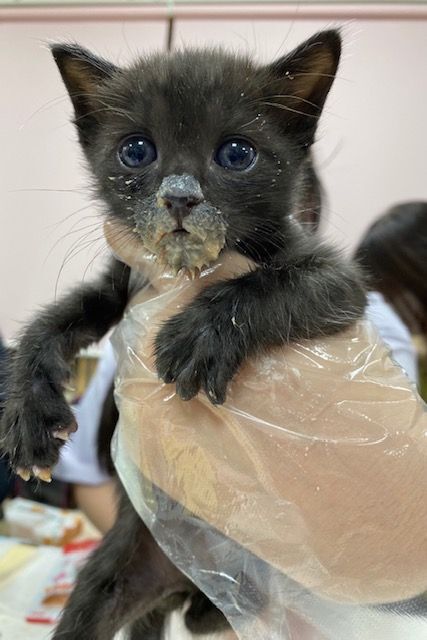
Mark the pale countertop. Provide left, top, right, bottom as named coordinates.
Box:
left=0, top=512, right=235, bottom=640
left=0, top=511, right=100, bottom=640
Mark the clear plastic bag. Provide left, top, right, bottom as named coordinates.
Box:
left=106, top=222, right=427, bottom=639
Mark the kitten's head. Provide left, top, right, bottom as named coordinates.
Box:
left=52, top=31, right=340, bottom=273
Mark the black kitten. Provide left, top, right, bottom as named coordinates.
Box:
left=1, top=30, right=365, bottom=638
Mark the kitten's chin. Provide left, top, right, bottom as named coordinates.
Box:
left=104, top=218, right=226, bottom=277
left=151, top=230, right=226, bottom=276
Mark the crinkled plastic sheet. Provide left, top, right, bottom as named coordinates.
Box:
left=110, top=253, right=427, bottom=640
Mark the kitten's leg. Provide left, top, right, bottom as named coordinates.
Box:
left=128, top=612, right=166, bottom=640
left=0, top=259, right=131, bottom=479
left=53, top=488, right=193, bottom=640
left=155, top=239, right=366, bottom=404
left=185, top=591, right=228, bottom=635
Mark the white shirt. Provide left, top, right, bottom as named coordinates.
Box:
left=365, top=291, right=418, bottom=384
left=53, top=341, right=116, bottom=484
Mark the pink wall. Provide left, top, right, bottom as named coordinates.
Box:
left=1, top=9, right=427, bottom=340
left=173, top=18, right=427, bottom=245
left=0, top=19, right=167, bottom=340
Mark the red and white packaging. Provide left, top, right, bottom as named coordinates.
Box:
left=26, top=539, right=99, bottom=624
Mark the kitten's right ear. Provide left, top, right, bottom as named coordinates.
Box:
left=51, top=44, right=118, bottom=144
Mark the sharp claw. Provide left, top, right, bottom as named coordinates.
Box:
left=53, top=429, right=69, bottom=442
left=68, top=420, right=78, bottom=434
left=207, top=387, right=225, bottom=405
left=16, top=467, right=31, bottom=482
left=207, top=388, right=217, bottom=401
left=32, top=466, right=52, bottom=483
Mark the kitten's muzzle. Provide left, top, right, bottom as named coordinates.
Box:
left=157, top=174, right=204, bottom=229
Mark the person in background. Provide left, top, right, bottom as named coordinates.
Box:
left=354, top=201, right=427, bottom=394
left=53, top=341, right=118, bottom=533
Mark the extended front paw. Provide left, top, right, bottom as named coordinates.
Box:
left=154, top=312, right=243, bottom=405
left=0, top=385, right=77, bottom=482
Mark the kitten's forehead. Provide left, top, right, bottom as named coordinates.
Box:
left=135, top=49, right=257, bottom=95
left=111, top=50, right=263, bottom=135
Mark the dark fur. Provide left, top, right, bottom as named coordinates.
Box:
left=1, top=31, right=366, bottom=638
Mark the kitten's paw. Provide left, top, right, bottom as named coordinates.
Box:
left=1, top=389, right=77, bottom=482
left=155, top=311, right=243, bottom=405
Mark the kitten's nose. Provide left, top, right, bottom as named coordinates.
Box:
left=163, top=194, right=200, bottom=216
left=158, top=174, right=204, bottom=226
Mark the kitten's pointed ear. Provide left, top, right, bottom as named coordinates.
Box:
left=265, top=30, right=341, bottom=144
left=51, top=44, right=118, bottom=144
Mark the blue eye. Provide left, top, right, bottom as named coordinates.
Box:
left=118, top=135, right=157, bottom=169
left=215, top=139, right=257, bottom=171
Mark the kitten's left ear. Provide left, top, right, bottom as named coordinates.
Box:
left=264, top=30, right=341, bottom=144
left=51, top=44, right=118, bottom=145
